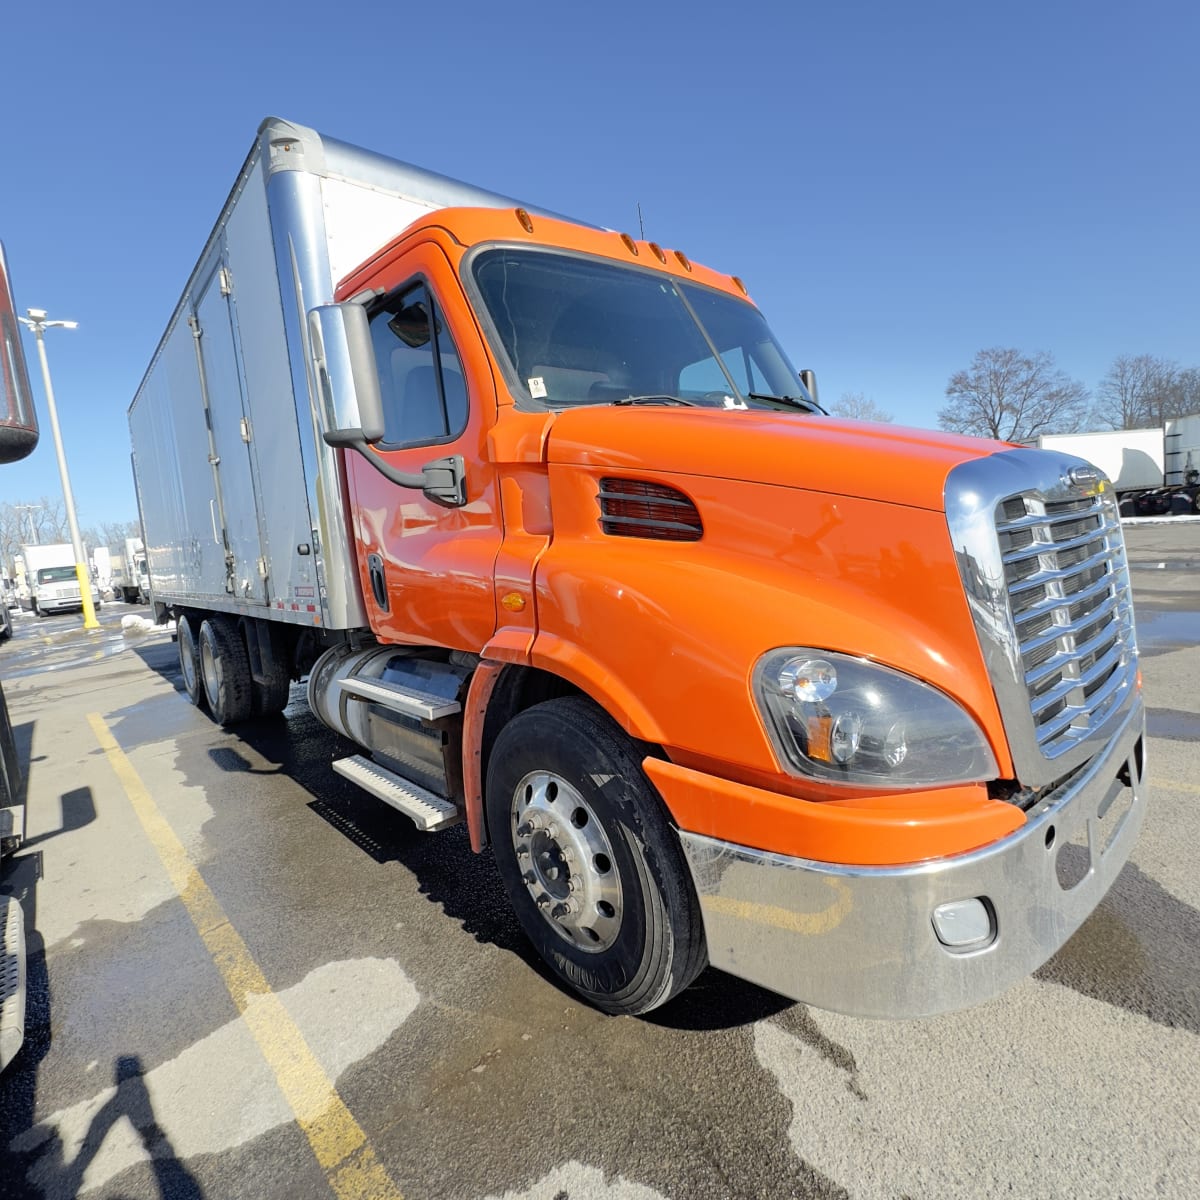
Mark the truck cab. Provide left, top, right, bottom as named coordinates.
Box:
left=310, top=205, right=1146, bottom=1017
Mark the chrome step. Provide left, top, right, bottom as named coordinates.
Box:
left=332, top=755, right=461, bottom=832
left=1, top=895, right=26, bottom=1072
left=336, top=677, right=461, bottom=721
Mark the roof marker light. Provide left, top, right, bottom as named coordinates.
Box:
left=647, top=242, right=667, bottom=264
left=732, top=276, right=748, bottom=295
left=673, top=250, right=692, bottom=272
left=620, top=233, right=639, bottom=256
left=515, top=208, right=535, bottom=233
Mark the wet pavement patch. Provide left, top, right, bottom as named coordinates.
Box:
left=1146, top=708, right=1200, bottom=742
left=1134, top=609, right=1200, bottom=653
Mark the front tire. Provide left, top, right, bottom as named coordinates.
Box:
left=486, top=697, right=706, bottom=1016
left=198, top=616, right=253, bottom=725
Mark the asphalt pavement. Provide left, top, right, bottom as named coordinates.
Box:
left=0, top=523, right=1197, bottom=1200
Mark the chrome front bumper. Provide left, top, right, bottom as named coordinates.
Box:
left=679, top=699, right=1146, bottom=1019
left=39, top=597, right=83, bottom=612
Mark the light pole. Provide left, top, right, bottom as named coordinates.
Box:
left=16, top=308, right=99, bottom=631
left=14, top=504, right=42, bottom=543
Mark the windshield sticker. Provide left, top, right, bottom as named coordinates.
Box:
left=528, top=376, right=547, bottom=399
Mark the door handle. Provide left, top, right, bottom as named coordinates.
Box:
left=367, top=553, right=389, bottom=612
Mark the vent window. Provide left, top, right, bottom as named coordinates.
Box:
left=598, top=478, right=703, bottom=541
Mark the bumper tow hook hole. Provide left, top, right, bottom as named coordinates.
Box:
left=1044, top=824, right=1056, bottom=850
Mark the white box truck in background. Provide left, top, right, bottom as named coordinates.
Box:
left=23, top=543, right=102, bottom=617
left=110, top=536, right=148, bottom=603
left=1036, top=422, right=1200, bottom=516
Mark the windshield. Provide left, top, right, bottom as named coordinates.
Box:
left=38, top=565, right=77, bottom=584
left=471, top=248, right=813, bottom=411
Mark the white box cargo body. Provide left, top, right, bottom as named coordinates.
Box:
left=1164, top=414, right=1200, bottom=486
left=129, top=117, right=528, bottom=631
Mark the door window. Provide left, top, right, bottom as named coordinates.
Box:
left=368, top=284, right=468, bottom=447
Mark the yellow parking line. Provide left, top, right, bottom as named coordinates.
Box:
left=87, top=713, right=404, bottom=1200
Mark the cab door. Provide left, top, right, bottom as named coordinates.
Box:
left=344, top=244, right=502, bottom=651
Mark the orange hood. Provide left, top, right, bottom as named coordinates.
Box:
left=545, top=407, right=1002, bottom=510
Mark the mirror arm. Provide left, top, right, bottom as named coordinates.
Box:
left=327, top=433, right=467, bottom=508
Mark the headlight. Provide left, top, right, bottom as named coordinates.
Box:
left=754, top=648, right=998, bottom=788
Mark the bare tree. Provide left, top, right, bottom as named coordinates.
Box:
left=96, top=520, right=142, bottom=552
left=1094, top=355, right=1178, bottom=429
left=938, top=348, right=1090, bottom=442
left=1180, top=368, right=1200, bottom=412
left=0, top=496, right=69, bottom=571
left=830, top=392, right=894, bottom=422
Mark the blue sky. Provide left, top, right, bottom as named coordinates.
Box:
left=2, top=0, right=1196, bottom=529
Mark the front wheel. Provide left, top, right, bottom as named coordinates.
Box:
left=486, top=697, right=706, bottom=1016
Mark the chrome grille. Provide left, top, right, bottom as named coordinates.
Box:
left=994, top=489, right=1136, bottom=758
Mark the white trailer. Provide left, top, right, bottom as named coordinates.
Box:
left=1036, top=429, right=1165, bottom=493
left=110, top=536, right=148, bottom=603
left=1037, top=424, right=1200, bottom=516
left=1164, top=414, right=1200, bottom=488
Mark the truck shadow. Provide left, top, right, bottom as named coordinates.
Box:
left=1035, top=859, right=1200, bottom=1035
left=126, top=646, right=1200, bottom=1034
left=198, top=692, right=792, bottom=1031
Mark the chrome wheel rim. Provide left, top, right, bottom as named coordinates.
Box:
left=179, top=624, right=198, bottom=694
left=199, top=636, right=219, bottom=708
left=510, top=770, right=623, bottom=953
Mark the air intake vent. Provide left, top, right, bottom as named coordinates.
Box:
left=598, top=478, right=703, bottom=541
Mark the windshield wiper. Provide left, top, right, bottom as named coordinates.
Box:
left=610, top=394, right=697, bottom=407
left=747, top=392, right=824, bottom=414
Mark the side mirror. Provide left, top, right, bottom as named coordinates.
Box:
left=307, top=302, right=467, bottom=508
left=798, top=369, right=819, bottom=407
left=307, top=303, right=385, bottom=445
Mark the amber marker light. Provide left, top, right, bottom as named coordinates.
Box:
left=673, top=250, right=692, bottom=271
left=731, top=276, right=748, bottom=294
left=515, top=208, right=535, bottom=233
left=648, top=242, right=667, bottom=263
left=501, top=592, right=527, bottom=612
left=619, top=233, right=639, bottom=256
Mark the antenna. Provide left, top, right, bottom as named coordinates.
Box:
left=637, top=203, right=646, bottom=241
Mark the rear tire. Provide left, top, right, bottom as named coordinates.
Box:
left=198, top=616, right=253, bottom=726
left=485, top=697, right=706, bottom=1016
left=177, top=614, right=205, bottom=709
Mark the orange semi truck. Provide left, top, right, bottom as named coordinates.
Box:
left=129, top=119, right=1146, bottom=1018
